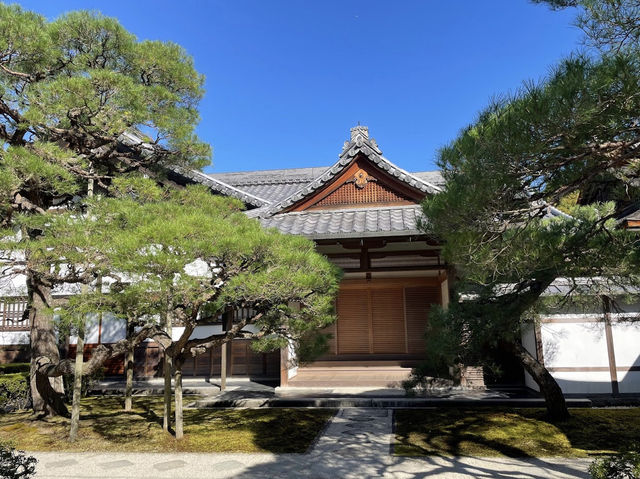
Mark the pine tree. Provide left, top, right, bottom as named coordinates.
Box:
left=27, top=185, right=339, bottom=439
left=0, top=5, right=209, bottom=416
left=421, top=52, right=640, bottom=420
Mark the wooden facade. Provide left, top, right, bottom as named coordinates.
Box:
left=66, top=339, right=279, bottom=379
left=322, top=278, right=443, bottom=358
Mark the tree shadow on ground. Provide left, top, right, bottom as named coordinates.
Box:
left=184, top=407, right=334, bottom=453
left=232, top=453, right=590, bottom=479
left=394, top=407, right=640, bottom=458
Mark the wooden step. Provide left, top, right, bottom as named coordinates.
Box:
left=302, top=359, right=420, bottom=368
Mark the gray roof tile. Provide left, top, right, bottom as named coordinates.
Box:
left=259, top=205, right=425, bottom=239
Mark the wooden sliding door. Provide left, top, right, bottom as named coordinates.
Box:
left=333, top=278, right=442, bottom=356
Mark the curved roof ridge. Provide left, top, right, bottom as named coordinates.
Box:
left=257, top=129, right=441, bottom=218
left=172, top=167, right=271, bottom=208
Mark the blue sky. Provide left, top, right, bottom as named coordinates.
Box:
left=16, top=1, right=582, bottom=173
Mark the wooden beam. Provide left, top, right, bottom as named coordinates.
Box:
left=342, top=265, right=445, bottom=273
left=315, top=235, right=437, bottom=246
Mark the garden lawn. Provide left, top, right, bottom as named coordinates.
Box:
left=394, top=408, right=640, bottom=458
left=0, top=396, right=334, bottom=453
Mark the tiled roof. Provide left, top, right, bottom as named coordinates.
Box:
left=208, top=167, right=444, bottom=205
left=259, top=205, right=425, bottom=239
left=201, top=127, right=445, bottom=238
left=259, top=130, right=442, bottom=216
left=170, top=167, right=269, bottom=208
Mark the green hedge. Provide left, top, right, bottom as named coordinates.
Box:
left=0, top=373, right=30, bottom=412
left=0, top=364, right=30, bottom=375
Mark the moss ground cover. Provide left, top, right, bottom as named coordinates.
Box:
left=0, top=396, right=334, bottom=453
left=394, top=408, right=640, bottom=457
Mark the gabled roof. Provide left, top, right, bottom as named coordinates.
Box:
left=254, top=126, right=441, bottom=217
left=209, top=166, right=444, bottom=205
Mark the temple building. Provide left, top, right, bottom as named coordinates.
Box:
left=2, top=125, right=640, bottom=395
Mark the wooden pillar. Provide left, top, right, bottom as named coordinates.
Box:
left=220, top=337, right=227, bottom=391
left=280, top=346, right=289, bottom=387
left=220, top=310, right=233, bottom=391
left=603, top=296, right=620, bottom=396
left=439, top=275, right=450, bottom=309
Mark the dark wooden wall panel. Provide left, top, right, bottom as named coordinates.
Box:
left=405, top=286, right=440, bottom=354
left=371, top=289, right=406, bottom=353
left=337, top=289, right=371, bottom=354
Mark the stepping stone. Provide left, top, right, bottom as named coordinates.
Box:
left=345, top=422, right=370, bottom=428
left=99, top=460, right=134, bottom=469
left=154, top=460, right=187, bottom=471
left=345, top=416, right=374, bottom=422
left=46, top=459, right=78, bottom=468
left=214, top=460, right=244, bottom=472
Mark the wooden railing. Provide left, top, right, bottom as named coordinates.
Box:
left=0, top=298, right=29, bottom=331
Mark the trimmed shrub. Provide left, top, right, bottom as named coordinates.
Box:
left=590, top=451, right=640, bottom=479
left=0, top=373, right=30, bottom=412
left=0, top=442, right=37, bottom=479
left=0, top=363, right=30, bottom=375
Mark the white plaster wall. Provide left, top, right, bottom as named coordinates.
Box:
left=0, top=331, right=29, bottom=345
left=69, top=313, right=101, bottom=345
left=287, top=340, right=298, bottom=379
left=171, top=325, right=223, bottom=341
left=538, top=317, right=640, bottom=394
left=618, top=371, right=640, bottom=394
left=100, top=313, right=126, bottom=343
left=552, top=371, right=613, bottom=394
left=611, top=322, right=640, bottom=368
left=0, top=273, right=27, bottom=296
left=170, top=323, right=261, bottom=341
left=541, top=322, right=609, bottom=368
left=521, top=324, right=539, bottom=391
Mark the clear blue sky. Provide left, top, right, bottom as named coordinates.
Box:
left=16, top=0, right=581, bottom=173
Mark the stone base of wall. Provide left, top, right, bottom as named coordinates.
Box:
left=460, top=366, right=486, bottom=389
left=0, top=344, right=30, bottom=363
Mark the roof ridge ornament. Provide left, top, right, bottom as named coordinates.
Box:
left=341, top=124, right=383, bottom=157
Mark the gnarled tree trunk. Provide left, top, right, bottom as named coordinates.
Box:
left=27, top=270, right=68, bottom=417
left=511, top=341, right=569, bottom=421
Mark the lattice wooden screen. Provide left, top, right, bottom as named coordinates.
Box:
left=0, top=298, right=29, bottom=331
left=311, top=181, right=412, bottom=209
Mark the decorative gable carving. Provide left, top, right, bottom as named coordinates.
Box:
left=292, top=157, right=421, bottom=211
left=309, top=174, right=412, bottom=209
left=350, top=168, right=376, bottom=189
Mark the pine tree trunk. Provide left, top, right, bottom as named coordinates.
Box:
left=124, top=320, right=135, bottom=412
left=174, top=359, right=184, bottom=440
left=27, top=270, right=68, bottom=417
left=69, top=323, right=85, bottom=441
left=511, top=341, right=570, bottom=421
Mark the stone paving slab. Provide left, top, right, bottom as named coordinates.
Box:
left=31, top=451, right=591, bottom=478
left=30, top=408, right=592, bottom=478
